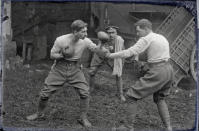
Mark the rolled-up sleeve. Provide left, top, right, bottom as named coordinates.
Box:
left=109, top=37, right=150, bottom=59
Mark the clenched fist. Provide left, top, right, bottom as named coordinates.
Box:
left=62, top=46, right=75, bottom=58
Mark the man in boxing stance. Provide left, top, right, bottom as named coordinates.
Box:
left=107, top=19, right=173, bottom=131
left=26, top=20, right=109, bottom=127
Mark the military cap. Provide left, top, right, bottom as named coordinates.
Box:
left=105, top=25, right=119, bottom=31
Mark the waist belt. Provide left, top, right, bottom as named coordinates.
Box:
left=57, top=59, right=78, bottom=66
left=147, top=60, right=169, bottom=67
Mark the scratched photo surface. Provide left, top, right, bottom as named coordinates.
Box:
left=1, top=1, right=197, bottom=131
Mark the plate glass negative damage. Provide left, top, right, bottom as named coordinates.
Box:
left=0, top=1, right=198, bottom=131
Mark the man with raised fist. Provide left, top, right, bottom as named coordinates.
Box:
left=26, top=20, right=109, bottom=128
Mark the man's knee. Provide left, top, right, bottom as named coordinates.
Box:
left=39, top=92, right=50, bottom=101
left=39, top=85, right=56, bottom=100
left=88, top=70, right=95, bottom=76
left=153, top=94, right=165, bottom=103
left=125, top=95, right=137, bottom=104
left=39, top=94, right=49, bottom=101
left=79, top=89, right=90, bottom=99
left=79, top=92, right=89, bottom=99
left=88, top=67, right=97, bottom=76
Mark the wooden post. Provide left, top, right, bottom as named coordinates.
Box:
left=22, top=41, right=27, bottom=61
left=2, top=0, right=12, bottom=41
left=197, top=0, right=199, bottom=28
left=27, top=44, right=33, bottom=61
left=0, top=0, right=2, bottom=57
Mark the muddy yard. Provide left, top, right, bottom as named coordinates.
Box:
left=2, top=60, right=197, bottom=131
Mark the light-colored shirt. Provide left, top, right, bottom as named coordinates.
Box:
left=109, top=32, right=170, bottom=63
left=51, top=34, right=98, bottom=61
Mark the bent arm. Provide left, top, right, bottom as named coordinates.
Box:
left=50, top=39, right=64, bottom=60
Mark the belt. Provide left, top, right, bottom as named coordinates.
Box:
left=147, top=60, right=169, bottom=67
left=57, top=59, right=78, bottom=66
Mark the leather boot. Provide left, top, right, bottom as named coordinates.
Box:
left=26, top=97, right=48, bottom=121
left=78, top=97, right=92, bottom=127
left=116, top=76, right=126, bottom=102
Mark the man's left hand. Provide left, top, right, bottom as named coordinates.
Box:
left=105, top=52, right=111, bottom=58
left=108, top=46, right=114, bottom=52
left=96, top=46, right=110, bottom=57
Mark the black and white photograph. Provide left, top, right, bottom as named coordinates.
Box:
left=1, top=1, right=198, bottom=131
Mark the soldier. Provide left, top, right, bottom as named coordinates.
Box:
left=26, top=20, right=109, bottom=127
left=89, top=26, right=126, bottom=101
left=107, top=19, right=173, bottom=131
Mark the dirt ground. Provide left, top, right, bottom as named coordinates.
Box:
left=2, top=60, right=197, bottom=131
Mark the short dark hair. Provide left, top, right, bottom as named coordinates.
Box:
left=134, top=19, right=152, bottom=30
left=71, top=20, right=88, bottom=32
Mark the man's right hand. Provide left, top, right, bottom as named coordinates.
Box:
left=50, top=52, right=64, bottom=60
left=62, top=46, right=74, bottom=58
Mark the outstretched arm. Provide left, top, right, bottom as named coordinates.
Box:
left=107, top=37, right=150, bottom=59
left=108, top=48, right=135, bottom=59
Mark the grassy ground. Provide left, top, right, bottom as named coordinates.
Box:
left=2, top=60, right=197, bottom=131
